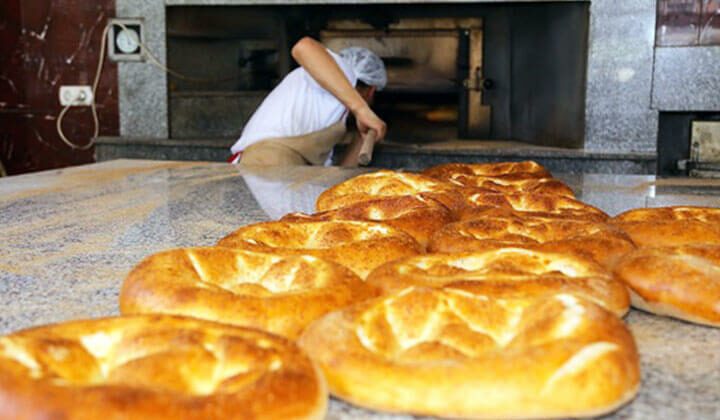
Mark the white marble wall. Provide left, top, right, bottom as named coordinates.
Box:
left=653, top=46, right=720, bottom=111
left=584, top=0, right=658, bottom=153
left=116, top=0, right=168, bottom=138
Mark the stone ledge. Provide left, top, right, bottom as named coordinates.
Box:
left=373, top=141, right=656, bottom=161
left=95, top=137, right=233, bottom=162
left=96, top=136, right=233, bottom=148
left=96, top=136, right=657, bottom=174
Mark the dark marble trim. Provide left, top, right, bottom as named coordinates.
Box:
left=371, top=143, right=657, bottom=161
left=96, top=136, right=232, bottom=148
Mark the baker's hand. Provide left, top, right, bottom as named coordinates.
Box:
left=353, top=105, right=387, bottom=142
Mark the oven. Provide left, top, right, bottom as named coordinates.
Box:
left=166, top=3, right=589, bottom=149
left=321, top=17, right=488, bottom=141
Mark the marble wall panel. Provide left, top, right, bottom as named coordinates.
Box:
left=0, top=0, right=119, bottom=175
left=700, top=0, right=720, bottom=44
left=116, top=0, right=168, bottom=139
left=652, top=46, right=720, bottom=110
left=584, top=0, right=658, bottom=153
left=657, top=0, right=720, bottom=46
left=656, top=0, right=702, bottom=46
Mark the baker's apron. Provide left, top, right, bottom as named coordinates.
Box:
left=239, top=121, right=347, bottom=166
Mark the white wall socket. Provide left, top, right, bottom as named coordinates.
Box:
left=59, top=85, right=93, bottom=106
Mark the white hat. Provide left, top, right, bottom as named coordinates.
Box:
left=339, top=47, right=387, bottom=91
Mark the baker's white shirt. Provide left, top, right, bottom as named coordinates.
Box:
left=230, top=49, right=356, bottom=155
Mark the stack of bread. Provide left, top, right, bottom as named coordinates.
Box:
left=611, top=207, right=720, bottom=327
left=2, top=160, right=718, bottom=419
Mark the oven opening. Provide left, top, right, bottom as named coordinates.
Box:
left=321, top=17, right=483, bottom=143
left=374, top=88, right=460, bottom=143
left=166, top=3, right=589, bottom=149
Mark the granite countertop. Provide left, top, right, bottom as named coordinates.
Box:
left=1, top=159, right=719, bottom=419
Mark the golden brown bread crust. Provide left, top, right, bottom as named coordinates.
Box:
left=298, top=287, right=640, bottom=418
left=366, top=248, right=630, bottom=317
left=460, top=192, right=609, bottom=222
left=429, top=216, right=636, bottom=269
left=611, top=220, right=720, bottom=247
left=282, top=195, right=455, bottom=249
left=448, top=175, right=575, bottom=197
left=315, top=170, right=465, bottom=215
left=614, top=245, right=720, bottom=327
left=420, top=161, right=572, bottom=196
left=217, top=221, right=423, bottom=278
left=613, top=205, right=720, bottom=223
left=611, top=206, right=720, bottom=247
left=0, top=315, right=327, bottom=420
left=120, top=247, right=377, bottom=339
left=422, top=161, right=552, bottom=179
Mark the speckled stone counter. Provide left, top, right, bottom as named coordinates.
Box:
left=1, top=159, right=719, bottom=419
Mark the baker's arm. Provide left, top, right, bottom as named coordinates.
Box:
left=339, top=133, right=366, bottom=167
left=291, top=37, right=387, bottom=141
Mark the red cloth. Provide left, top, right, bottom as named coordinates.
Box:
left=227, top=152, right=242, bottom=163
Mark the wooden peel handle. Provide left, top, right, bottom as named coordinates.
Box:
left=358, top=129, right=377, bottom=166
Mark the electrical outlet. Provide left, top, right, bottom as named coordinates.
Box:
left=59, top=85, right=93, bottom=106
left=108, top=18, right=144, bottom=62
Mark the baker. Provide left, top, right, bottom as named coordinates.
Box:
left=229, top=37, right=387, bottom=167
